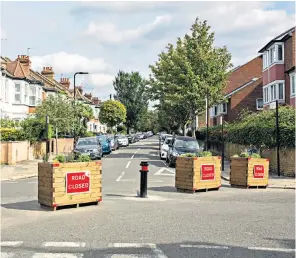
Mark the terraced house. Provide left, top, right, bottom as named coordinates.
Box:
left=258, top=26, right=295, bottom=108
left=0, top=55, right=107, bottom=132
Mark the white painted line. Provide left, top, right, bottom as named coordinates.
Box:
left=42, top=242, right=86, bottom=247
left=180, top=244, right=229, bottom=249
left=109, top=243, right=168, bottom=258
left=137, top=148, right=140, bottom=151
left=116, top=172, right=125, bottom=182
left=109, top=243, right=155, bottom=248
left=126, top=161, right=131, bottom=169
left=33, top=254, right=83, bottom=258
left=120, top=179, right=136, bottom=182
left=130, top=155, right=135, bottom=159
left=1, top=241, right=23, bottom=247
left=154, top=168, right=175, bottom=176
left=0, top=253, right=15, bottom=258
left=248, top=247, right=296, bottom=253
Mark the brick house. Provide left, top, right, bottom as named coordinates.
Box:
left=258, top=27, right=295, bottom=108
left=199, top=56, right=263, bottom=127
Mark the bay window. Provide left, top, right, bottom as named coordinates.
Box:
left=24, top=84, right=29, bottom=104
left=263, top=43, right=284, bottom=69
left=14, top=83, right=21, bottom=103
left=29, top=85, right=36, bottom=106
left=211, top=103, right=227, bottom=117
left=263, top=80, right=285, bottom=104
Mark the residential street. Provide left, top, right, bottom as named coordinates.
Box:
left=1, top=136, right=295, bottom=258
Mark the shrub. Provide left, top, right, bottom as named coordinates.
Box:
left=55, top=154, right=65, bottom=163
left=199, top=151, right=212, bottom=157
left=0, top=128, right=25, bottom=141
left=117, top=125, right=127, bottom=133
left=196, top=106, right=295, bottom=149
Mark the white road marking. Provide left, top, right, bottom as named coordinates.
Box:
left=248, top=247, right=296, bottom=253
left=131, top=155, right=135, bottom=159
left=116, top=172, right=125, bottom=182
left=1, top=241, right=23, bottom=247
left=0, top=253, right=15, bottom=258
left=126, top=161, right=131, bottom=168
left=180, top=244, right=229, bottom=249
left=120, top=179, right=136, bottom=182
left=154, top=168, right=175, bottom=176
left=33, top=254, right=83, bottom=258
left=42, top=242, right=86, bottom=247
left=109, top=243, right=168, bottom=258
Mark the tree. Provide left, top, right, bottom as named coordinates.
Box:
left=99, top=100, right=127, bottom=128
left=113, top=70, right=149, bottom=133
left=136, top=108, right=158, bottom=133
left=35, top=95, right=94, bottom=137
left=149, top=17, right=232, bottom=137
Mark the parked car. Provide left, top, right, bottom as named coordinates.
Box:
left=74, top=137, right=103, bottom=160
left=160, top=136, right=172, bottom=160
left=136, top=133, right=144, bottom=140
left=108, top=135, right=119, bottom=150
left=96, top=135, right=112, bottom=154
left=127, top=134, right=136, bottom=144
left=117, top=135, right=129, bottom=147
left=166, top=136, right=200, bottom=167
left=160, top=134, right=173, bottom=146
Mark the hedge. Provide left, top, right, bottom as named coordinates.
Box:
left=197, top=106, right=295, bottom=149
left=0, top=128, right=25, bottom=141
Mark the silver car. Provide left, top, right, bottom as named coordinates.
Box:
left=74, top=137, right=103, bottom=159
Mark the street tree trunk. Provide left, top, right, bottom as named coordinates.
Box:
left=191, top=113, right=196, bottom=139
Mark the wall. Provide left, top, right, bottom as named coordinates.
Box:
left=1, top=138, right=74, bottom=164
left=262, top=64, right=285, bottom=85
left=284, top=31, right=295, bottom=73
left=208, top=141, right=295, bottom=177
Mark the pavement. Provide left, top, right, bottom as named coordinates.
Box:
left=221, top=159, right=296, bottom=189
left=1, top=136, right=295, bottom=258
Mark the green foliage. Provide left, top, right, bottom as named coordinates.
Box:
left=99, top=100, right=127, bottom=127
left=20, top=117, right=50, bottom=142
left=136, top=109, right=158, bottom=132
left=35, top=95, right=94, bottom=138
left=232, top=152, right=261, bottom=158
left=42, top=153, right=50, bottom=162
left=113, top=71, right=149, bottom=133
left=55, top=154, right=65, bottom=163
left=198, top=106, right=295, bottom=149
left=149, top=17, right=232, bottom=137
left=180, top=153, right=197, bottom=157
left=199, top=151, right=212, bottom=157
left=76, top=154, right=90, bottom=162
left=0, top=128, right=25, bottom=141
left=106, top=128, right=114, bottom=134
left=251, top=153, right=261, bottom=158
left=240, top=152, right=249, bottom=158
left=0, top=118, right=19, bottom=128
left=83, top=131, right=96, bottom=137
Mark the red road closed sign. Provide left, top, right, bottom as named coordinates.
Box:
left=66, top=171, right=90, bottom=194
left=253, top=165, right=264, bottom=179
left=201, top=164, right=215, bottom=180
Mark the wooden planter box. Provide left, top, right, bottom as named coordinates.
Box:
left=230, top=157, right=269, bottom=188
left=175, top=156, right=221, bottom=193
left=38, top=161, right=102, bottom=210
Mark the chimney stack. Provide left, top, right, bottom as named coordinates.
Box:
left=41, top=67, right=55, bottom=81
left=92, top=97, right=100, bottom=105
left=16, top=55, right=31, bottom=75
left=60, top=77, right=70, bottom=89
left=84, top=93, right=92, bottom=100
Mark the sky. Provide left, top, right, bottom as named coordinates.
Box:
left=0, top=1, right=295, bottom=101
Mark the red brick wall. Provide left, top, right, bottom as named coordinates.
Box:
left=224, top=56, right=262, bottom=95
left=262, top=64, right=285, bottom=85
left=226, top=79, right=263, bottom=122
left=285, top=31, right=295, bottom=72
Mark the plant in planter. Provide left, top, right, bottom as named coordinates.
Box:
left=175, top=151, right=221, bottom=193
left=38, top=152, right=102, bottom=211
left=230, top=151, right=269, bottom=188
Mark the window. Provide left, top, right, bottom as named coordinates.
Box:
left=263, top=87, right=269, bottom=103
left=24, top=84, right=28, bottom=104
left=214, top=106, right=218, bottom=116
left=290, top=73, right=295, bottom=96
left=14, top=83, right=21, bottom=103
left=29, top=85, right=36, bottom=106
left=256, top=98, right=263, bottom=110
left=277, top=45, right=283, bottom=61
left=269, top=46, right=275, bottom=65
left=278, top=83, right=284, bottom=100
left=5, top=80, right=8, bottom=102
left=263, top=81, right=285, bottom=104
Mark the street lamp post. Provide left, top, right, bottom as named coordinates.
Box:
left=220, top=115, right=224, bottom=171
left=73, top=72, right=89, bottom=148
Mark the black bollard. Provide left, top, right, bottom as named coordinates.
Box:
left=139, top=161, right=149, bottom=198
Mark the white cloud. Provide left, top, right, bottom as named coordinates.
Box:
left=31, top=52, right=111, bottom=74
left=89, top=74, right=114, bottom=87
left=85, top=15, right=172, bottom=44
left=0, top=27, right=6, bottom=39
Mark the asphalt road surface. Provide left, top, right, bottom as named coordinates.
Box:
left=1, top=136, right=295, bottom=258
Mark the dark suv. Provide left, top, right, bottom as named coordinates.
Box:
left=166, top=136, right=200, bottom=167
